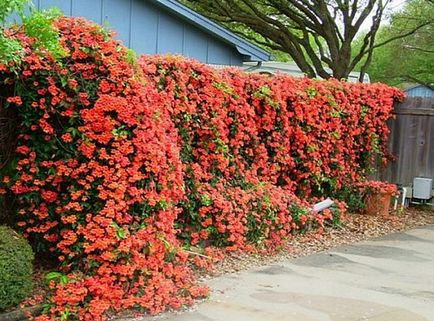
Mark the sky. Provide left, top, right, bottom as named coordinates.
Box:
left=359, top=0, right=408, bottom=32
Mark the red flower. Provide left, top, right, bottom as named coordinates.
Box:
left=7, top=96, right=22, bottom=105
left=0, top=15, right=400, bottom=321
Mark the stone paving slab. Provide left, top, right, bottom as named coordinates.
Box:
left=137, top=225, right=434, bottom=321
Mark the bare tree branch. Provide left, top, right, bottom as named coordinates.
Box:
left=367, top=20, right=433, bottom=53
left=402, top=45, right=434, bottom=53
left=184, top=0, right=429, bottom=81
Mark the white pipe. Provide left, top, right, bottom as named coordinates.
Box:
left=394, top=187, right=409, bottom=210
left=393, top=192, right=399, bottom=210
left=312, top=198, right=334, bottom=212
left=401, top=187, right=407, bottom=208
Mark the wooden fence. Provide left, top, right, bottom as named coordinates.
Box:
left=378, top=97, right=434, bottom=185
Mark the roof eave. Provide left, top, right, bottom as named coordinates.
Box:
left=150, top=0, right=271, bottom=62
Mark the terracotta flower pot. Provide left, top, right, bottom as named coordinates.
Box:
left=364, top=192, right=392, bottom=216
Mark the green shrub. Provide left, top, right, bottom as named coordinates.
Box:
left=0, top=225, right=34, bottom=311
left=332, top=186, right=365, bottom=213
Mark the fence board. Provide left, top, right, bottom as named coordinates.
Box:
left=378, top=97, right=434, bottom=185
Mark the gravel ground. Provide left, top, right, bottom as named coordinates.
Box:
left=208, top=206, right=434, bottom=277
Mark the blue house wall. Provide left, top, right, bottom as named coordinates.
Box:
left=25, top=0, right=264, bottom=66
left=405, top=85, right=434, bottom=98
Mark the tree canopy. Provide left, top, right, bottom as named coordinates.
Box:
left=184, top=0, right=431, bottom=81
left=367, top=0, right=434, bottom=87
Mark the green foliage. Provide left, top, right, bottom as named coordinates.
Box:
left=0, top=0, right=28, bottom=66
left=181, top=0, right=391, bottom=80
left=1, top=1, right=63, bottom=67
left=22, top=7, right=65, bottom=60
left=0, top=225, right=34, bottom=311
left=332, top=186, right=365, bottom=213
left=0, top=0, right=28, bottom=24
left=0, top=34, right=22, bottom=68
left=45, top=271, right=68, bottom=285
left=327, top=204, right=345, bottom=227
left=125, top=48, right=137, bottom=67
left=365, top=0, right=434, bottom=86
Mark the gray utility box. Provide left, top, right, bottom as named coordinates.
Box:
left=413, top=177, right=433, bottom=200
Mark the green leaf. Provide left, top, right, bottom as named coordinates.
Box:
left=45, top=271, right=63, bottom=281
left=60, top=275, right=68, bottom=285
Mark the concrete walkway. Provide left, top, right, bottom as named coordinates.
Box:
left=145, top=225, right=434, bottom=321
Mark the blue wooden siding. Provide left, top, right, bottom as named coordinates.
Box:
left=72, top=0, right=103, bottom=23
left=41, top=0, right=72, bottom=15
left=27, top=0, right=244, bottom=65
left=103, top=0, right=132, bottom=45
left=405, top=85, right=434, bottom=98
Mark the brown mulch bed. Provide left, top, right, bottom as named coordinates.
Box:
left=209, top=206, right=434, bottom=276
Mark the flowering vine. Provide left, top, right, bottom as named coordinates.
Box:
left=139, top=56, right=402, bottom=248
left=0, top=16, right=402, bottom=321
left=1, top=17, right=206, bottom=321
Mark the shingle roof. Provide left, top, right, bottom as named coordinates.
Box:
left=404, top=84, right=434, bottom=92
left=150, top=0, right=271, bottom=62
